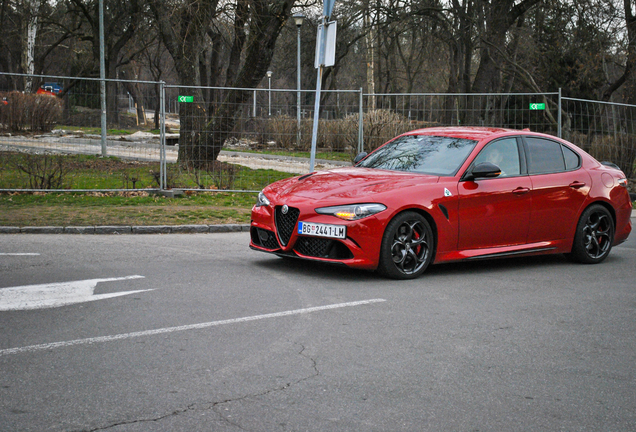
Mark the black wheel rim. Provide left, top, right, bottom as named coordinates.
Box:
left=582, top=211, right=612, bottom=259
left=390, top=220, right=429, bottom=275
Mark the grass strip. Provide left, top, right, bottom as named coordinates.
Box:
left=0, top=192, right=257, bottom=227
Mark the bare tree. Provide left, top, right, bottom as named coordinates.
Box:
left=21, top=0, right=43, bottom=92
left=149, top=0, right=296, bottom=166
left=66, top=0, right=143, bottom=124
left=471, top=0, right=543, bottom=93
left=602, top=0, right=636, bottom=101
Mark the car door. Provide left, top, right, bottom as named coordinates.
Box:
left=522, top=136, right=591, bottom=243
left=458, top=137, right=532, bottom=250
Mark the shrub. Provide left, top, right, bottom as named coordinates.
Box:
left=360, top=109, right=430, bottom=152
left=13, top=153, right=69, bottom=189
left=0, top=91, right=63, bottom=132
left=241, top=109, right=428, bottom=156
left=268, top=115, right=298, bottom=149
left=566, top=131, right=636, bottom=179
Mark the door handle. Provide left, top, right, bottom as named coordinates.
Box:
left=569, top=181, right=586, bottom=189
left=512, top=187, right=530, bottom=195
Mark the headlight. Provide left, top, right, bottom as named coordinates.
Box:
left=618, top=178, right=628, bottom=188
left=316, top=203, right=387, bottom=221
left=256, top=191, right=271, bottom=207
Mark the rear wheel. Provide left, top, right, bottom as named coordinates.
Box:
left=377, top=211, right=434, bottom=279
left=568, top=204, right=614, bottom=264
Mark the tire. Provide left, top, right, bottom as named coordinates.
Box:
left=377, top=211, right=434, bottom=279
left=568, top=204, right=614, bottom=264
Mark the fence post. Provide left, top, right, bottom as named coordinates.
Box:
left=558, top=88, right=562, bottom=138
left=160, top=80, right=166, bottom=190
left=253, top=90, right=257, bottom=117
left=358, top=88, right=364, bottom=154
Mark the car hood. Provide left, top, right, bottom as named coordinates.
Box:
left=267, top=167, right=440, bottom=202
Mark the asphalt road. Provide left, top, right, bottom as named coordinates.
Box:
left=1, top=232, right=635, bottom=431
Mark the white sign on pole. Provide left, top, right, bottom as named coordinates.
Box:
left=315, top=21, right=337, bottom=68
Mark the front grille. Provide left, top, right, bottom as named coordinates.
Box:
left=275, top=206, right=300, bottom=246
left=294, top=237, right=353, bottom=260
left=251, top=227, right=279, bottom=250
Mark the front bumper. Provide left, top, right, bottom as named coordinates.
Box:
left=250, top=203, right=384, bottom=270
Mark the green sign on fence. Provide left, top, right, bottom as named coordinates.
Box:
left=178, top=95, right=194, bottom=103
left=529, top=103, right=545, bottom=110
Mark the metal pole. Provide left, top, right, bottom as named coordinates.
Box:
left=558, top=87, right=562, bottom=138
left=160, top=81, right=166, bottom=190
left=358, top=88, right=364, bottom=154
left=253, top=90, right=256, bottom=117
left=310, top=16, right=328, bottom=173
left=297, top=24, right=302, bottom=148
left=99, top=0, right=107, bottom=157
left=268, top=75, right=272, bottom=116
left=310, top=67, right=323, bottom=173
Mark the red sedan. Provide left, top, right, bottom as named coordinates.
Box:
left=250, top=127, right=632, bottom=279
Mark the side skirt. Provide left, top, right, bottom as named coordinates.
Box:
left=434, top=240, right=570, bottom=264
left=466, top=247, right=557, bottom=260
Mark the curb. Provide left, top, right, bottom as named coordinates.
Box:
left=0, top=224, right=251, bottom=235
left=1, top=216, right=634, bottom=235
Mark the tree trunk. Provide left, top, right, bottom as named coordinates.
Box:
left=471, top=0, right=542, bottom=94
left=22, top=0, right=41, bottom=93
left=365, top=7, right=377, bottom=110
left=150, top=0, right=294, bottom=167
left=602, top=0, right=636, bottom=102
left=202, top=0, right=295, bottom=163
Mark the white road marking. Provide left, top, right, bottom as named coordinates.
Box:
left=0, top=298, right=387, bottom=356
left=0, top=253, right=40, bottom=256
left=0, top=275, right=148, bottom=311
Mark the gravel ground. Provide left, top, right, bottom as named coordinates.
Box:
left=0, top=134, right=349, bottom=174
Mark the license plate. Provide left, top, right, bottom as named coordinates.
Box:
left=297, top=221, right=346, bottom=239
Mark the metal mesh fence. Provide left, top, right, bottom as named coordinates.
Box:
left=1, top=71, right=634, bottom=192
left=163, top=86, right=359, bottom=191
left=0, top=73, right=164, bottom=191
left=361, top=92, right=561, bottom=152
left=561, top=97, right=636, bottom=179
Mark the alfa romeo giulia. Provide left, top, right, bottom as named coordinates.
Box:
left=250, top=127, right=632, bottom=279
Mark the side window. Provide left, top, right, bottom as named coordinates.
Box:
left=525, top=137, right=565, bottom=174
left=562, top=145, right=580, bottom=170
left=472, top=138, right=521, bottom=178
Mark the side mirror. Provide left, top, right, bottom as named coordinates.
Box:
left=464, top=162, right=501, bottom=181
left=353, top=152, right=368, bottom=165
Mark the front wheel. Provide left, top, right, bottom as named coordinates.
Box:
left=377, top=211, right=434, bottom=279
left=568, top=204, right=614, bottom=264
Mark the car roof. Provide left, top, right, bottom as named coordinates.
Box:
left=403, top=126, right=523, bottom=141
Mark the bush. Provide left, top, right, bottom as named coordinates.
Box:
left=0, top=91, right=63, bottom=132
left=13, top=153, right=69, bottom=189
left=240, top=109, right=430, bottom=157
left=566, top=131, right=636, bottom=179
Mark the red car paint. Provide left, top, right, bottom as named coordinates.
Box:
left=250, top=127, right=632, bottom=276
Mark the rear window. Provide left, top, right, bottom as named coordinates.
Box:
left=358, top=135, right=478, bottom=176
left=563, top=145, right=581, bottom=170
left=525, top=137, right=566, bottom=174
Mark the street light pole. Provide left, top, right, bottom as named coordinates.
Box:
left=267, top=70, right=273, bottom=117
left=99, top=0, right=107, bottom=157
left=294, top=13, right=304, bottom=148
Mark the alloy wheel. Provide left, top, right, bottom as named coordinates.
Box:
left=582, top=211, right=612, bottom=259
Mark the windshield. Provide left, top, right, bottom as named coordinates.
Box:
left=357, top=135, right=478, bottom=176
